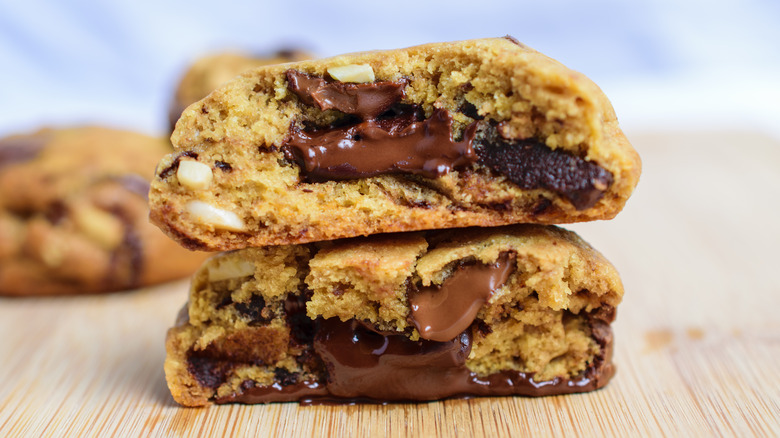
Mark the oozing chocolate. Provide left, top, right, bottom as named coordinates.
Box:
left=286, top=70, right=407, bottom=118
left=282, top=70, right=612, bottom=209
left=476, top=133, right=613, bottom=210
left=285, top=108, right=478, bottom=180
left=409, top=252, right=516, bottom=342
left=214, top=312, right=615, bottom=404
left=314, top=319, right=472, bottom=400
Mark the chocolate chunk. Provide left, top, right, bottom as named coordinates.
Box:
left=458, top=101, right=483, bottom=120
left=234, top=295, right=271, bottom=324
left=285, top=108, right=478, bottom=181
left=274, top=368, right=300, bottom=386
left=111, top=174, right=151, bottom=200
left=215, top=161, right=233, bottom=172
left=0, top=134, right=48, bottom=169
left=476, top=134, right=613, bottom=210
left=285, top=293, right=316, bottom=344
left=188, top=355, right=235, bottom=389
left=409, top=252, right=516, bottom=342
left=286, top=70, right=407, bottom=118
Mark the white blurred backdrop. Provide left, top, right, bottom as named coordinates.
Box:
left=1, top=0, right=779, bottom=138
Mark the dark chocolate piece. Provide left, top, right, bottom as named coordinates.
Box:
left=111, top=174, right=151, bottom=200
left=234, top=295, right=271, bottom=324
left=476, top=134, right=613, bottom=210
left=215, top=161, right=233, bottom=172
left=409, top=252, right=516, bottom=342
left=0, top=135, right=48, bottom=169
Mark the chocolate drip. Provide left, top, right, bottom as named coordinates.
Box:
left=214, top=312, right=615, bottom=404
left=476, top=134, right=613, bottom=210
left=217, top=380, right=329, bottom=404
left=314, top=319, right=472, bottom=400
left=409, top=252, right=516, bottom=342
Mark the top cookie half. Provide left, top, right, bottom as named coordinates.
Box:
left=151, top=37, right=641, bottom=251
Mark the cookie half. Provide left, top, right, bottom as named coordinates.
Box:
left=150, top=37, right=641, bottom=251
left=164, top=225, right=622, bottom=406
left=0, top=127, right=209, bottom=295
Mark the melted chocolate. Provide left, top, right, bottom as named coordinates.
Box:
left=314, top=319, right=472, bottom=400
left=217, top=380, right=329, bottom=404
left=285, top=108, right=478, bottom=180
left=215, top=312, right=615, bottom=404
left=286, top=70, right=407, bottom=118
left=283, top=70, right=614, bottom=210
left=409, top=252, right=516, bottom=342
left=476, top=134, right=613, bottom=210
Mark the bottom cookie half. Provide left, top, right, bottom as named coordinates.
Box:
left=164, top=225, right=622, bottom=405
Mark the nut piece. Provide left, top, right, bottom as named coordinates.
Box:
left=186, top=200, right=246, bottom=231
left=177, top=160, right=213, bottom=190
left=327, top=64, right=375, bottom=83
left=72, top=205, right=124, bottom=250
left=208, top=256, right=256, bottom=282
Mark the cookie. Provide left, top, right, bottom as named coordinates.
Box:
left=169, top=49, right=312, bottom=131
left=164, top=224, right=621, bottom=406
left=150, top=37, right=641, bottom=251
left=0, top=127, right=209, bottom=296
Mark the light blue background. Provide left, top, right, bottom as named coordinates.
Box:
left=1, top=0, right=779, bottom=138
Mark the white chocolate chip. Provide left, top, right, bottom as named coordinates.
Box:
left=185, top=200, right=246, bottom=231
left=327, top=64, right=375, bottom=83
left=177, top=160, right=213, bottom=190
left=73, top=205, right=124, bottom=250
left=208, top=257, right=256, bottom=282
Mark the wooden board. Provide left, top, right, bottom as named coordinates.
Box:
left=1, top=131, right=779, bottom=437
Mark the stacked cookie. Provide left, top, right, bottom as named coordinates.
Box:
left=152, top=37, right=641, bottom=405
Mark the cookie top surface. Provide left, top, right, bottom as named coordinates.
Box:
left=151, top=37, right=641, bottom=250
left=0, top=126, right=208, bottom=295
left=169, top=49, right=313, bottom=131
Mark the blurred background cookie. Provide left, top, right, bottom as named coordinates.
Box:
left=168, top=49, right=313, bottom=132
left=0, top=126, right=209, bottom=296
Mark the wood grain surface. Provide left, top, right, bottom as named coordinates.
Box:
left=1, top=131, right=779, bottom=437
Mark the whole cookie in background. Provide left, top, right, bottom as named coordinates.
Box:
left=0, top=127, right=210, bottom=296
left=168, top=49, right=313, bottom=132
